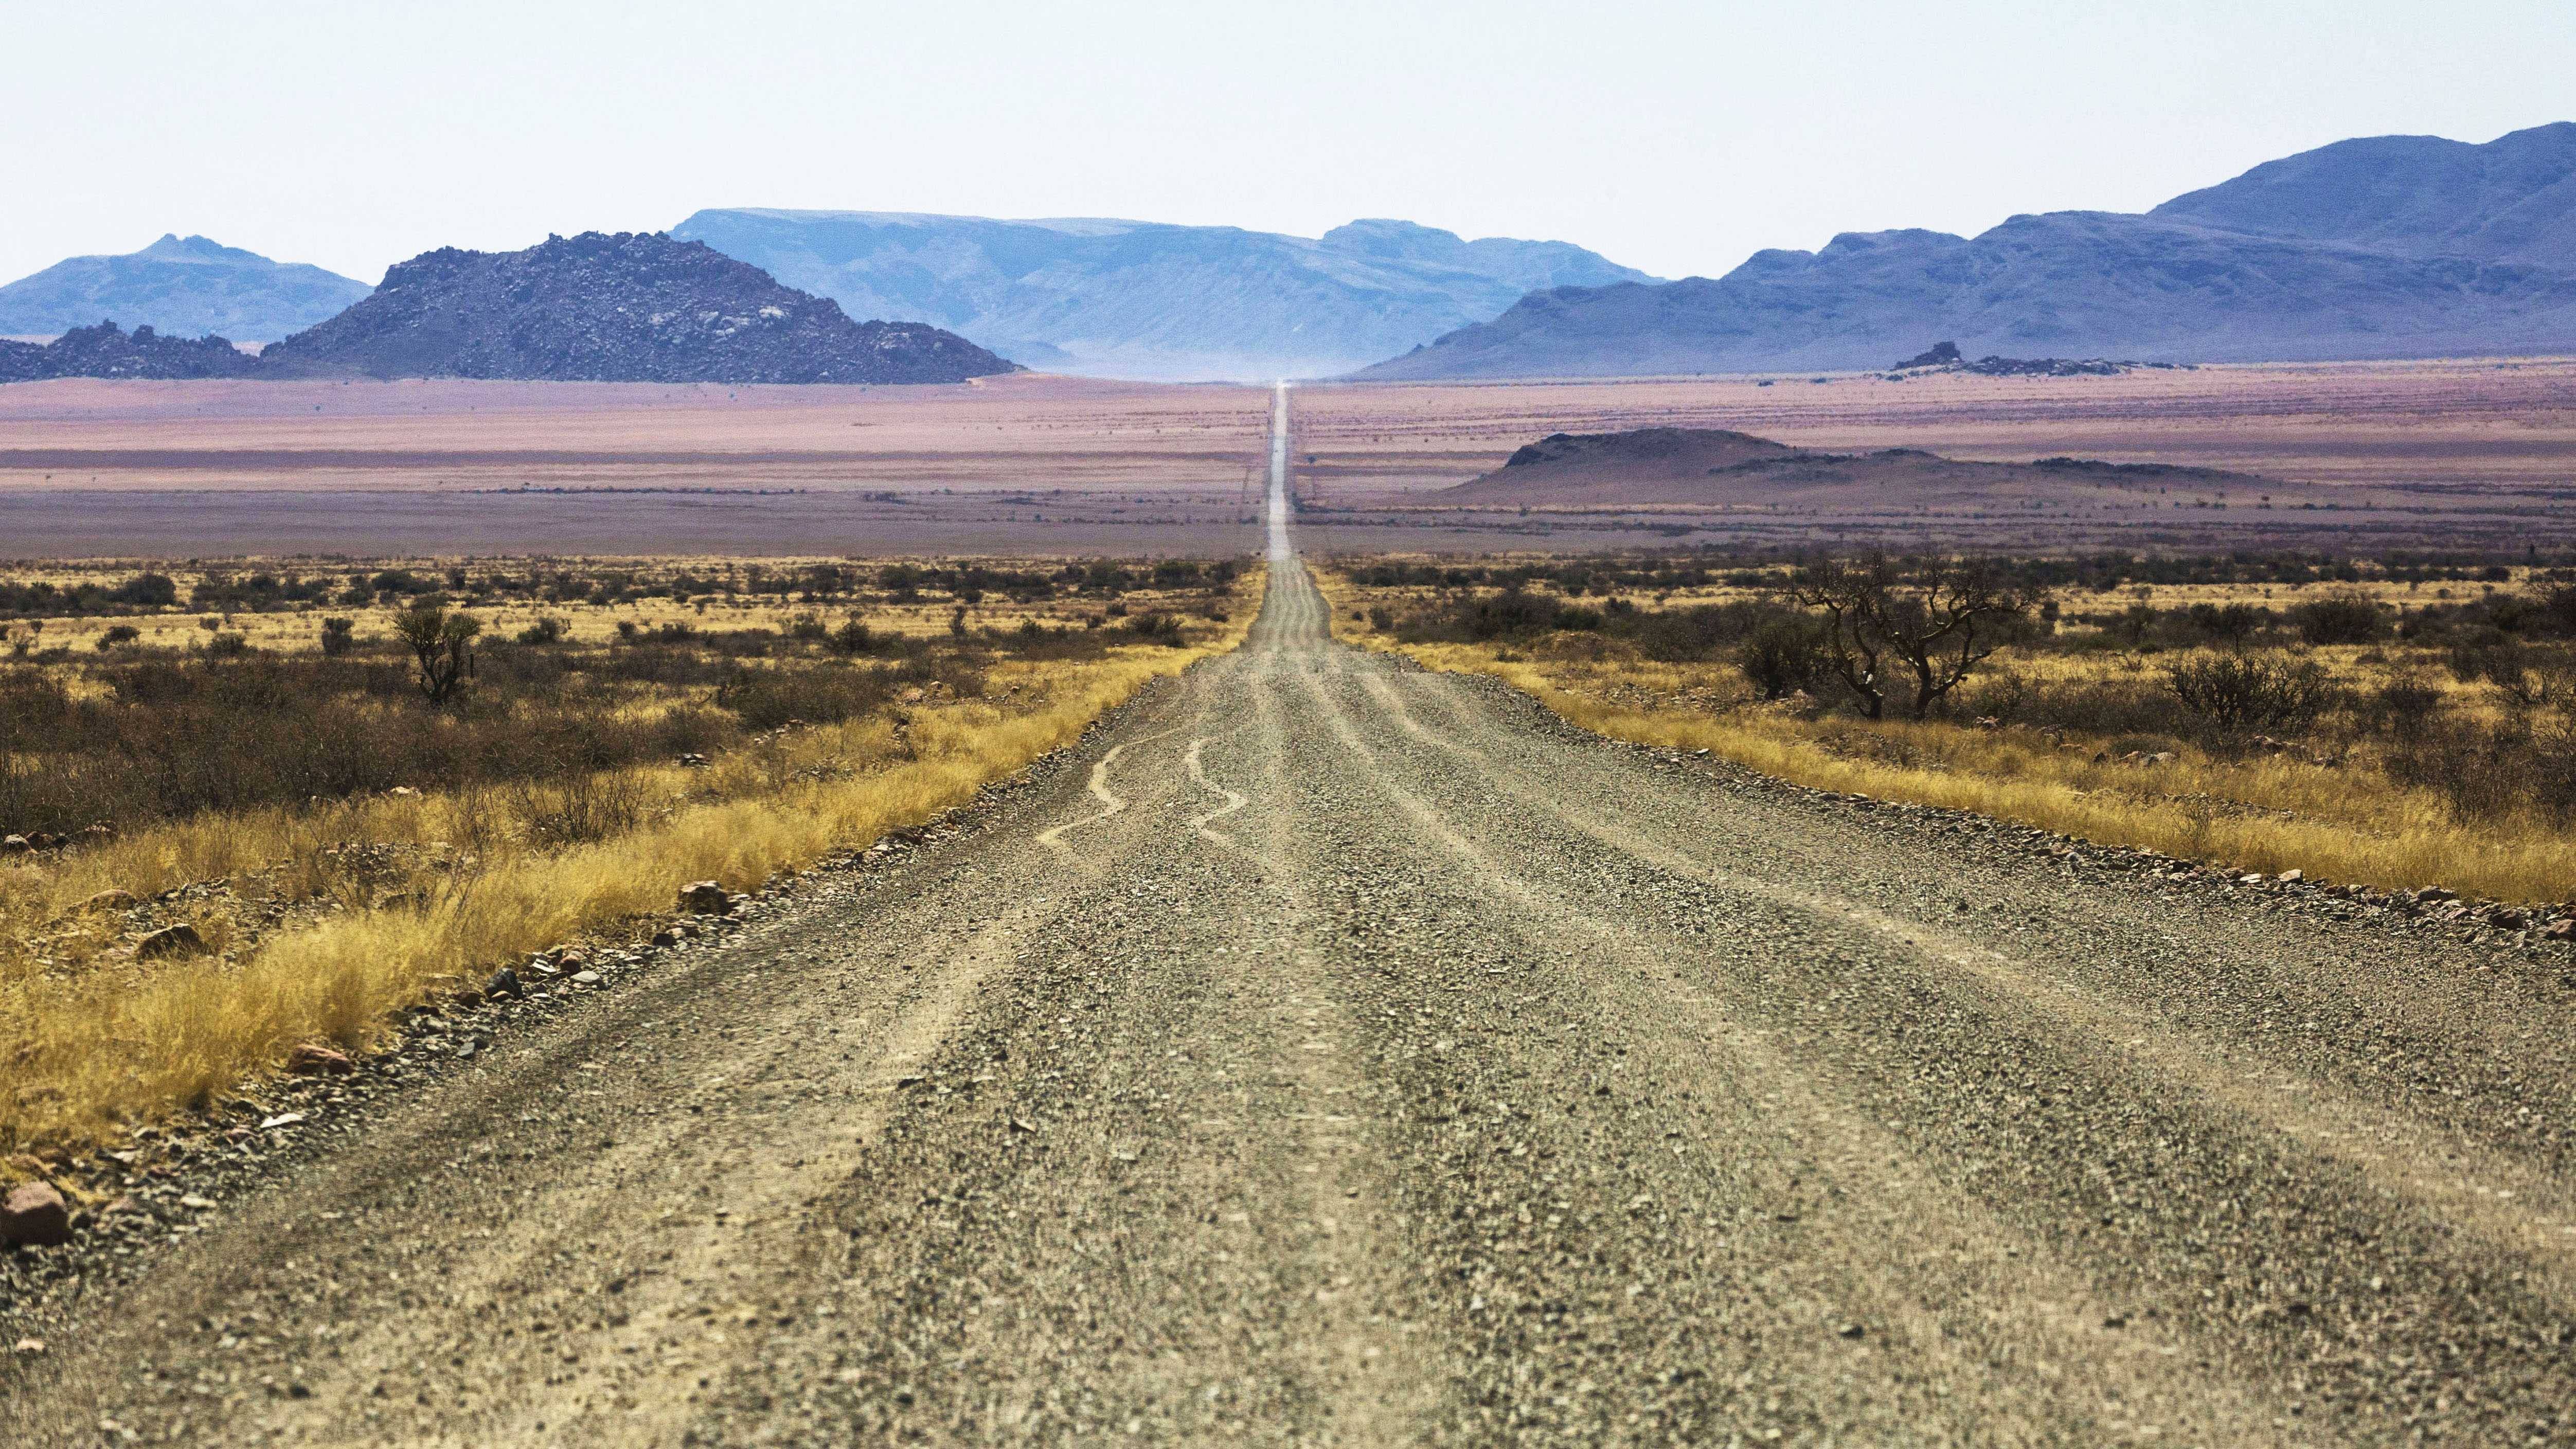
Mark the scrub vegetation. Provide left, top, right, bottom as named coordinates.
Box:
left=1324, top=547, right=2576, bottom=908
left=0, top=554, right=1260, bottom=1150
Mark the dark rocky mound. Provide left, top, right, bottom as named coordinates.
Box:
left=0, top=320, right=259, bottom=383
left=1889, top=341, right=2183, bottom=378
left=259, top=231, right=1019, bottom=384
left=1444, top=426, right=2284, bottom=510
left=1501, top=427, right=1799, bottom=472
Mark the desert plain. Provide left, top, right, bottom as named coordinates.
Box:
left=2, top=357, right=2572, bottom=557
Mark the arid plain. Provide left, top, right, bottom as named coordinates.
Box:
left=3, top=359, right=2572, bottom=556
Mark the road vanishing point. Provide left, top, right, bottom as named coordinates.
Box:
left=11, top=389, right=2576, bottom=1446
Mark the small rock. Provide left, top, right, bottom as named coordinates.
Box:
left=1, top=1181, right=71, bottom=1246
left=387, top=786, right=418, bottom=797
left=652, top=926, right=684, bottom=947
left=2278, top=869, right=2302, bottom=884
left=11, top=1338, right=43, bottom=1356
left=2416, top=886, right=2458, bottom=904
left=260, top=1112, right=307, bottom=1130
left=136, top=923, right=206, bottom=959
left=554, top=947, right=589, bottom=970
left=1837, top=1322, right=1866, bottom=1339
left=179, top=1194, right=217, bottom=1210
left=83, top=889, right=141, bottom=912
left=485, top=965, right=525, bottom=999
left=678, top=881, right=731, bottom=914
left=2542, top=919, right=2574, bottom=941
left=0, top=835, right=28, bottom=856
left=287, top=1043, right=352, bottom=1076
left=571, top=970, right=601, bottom=986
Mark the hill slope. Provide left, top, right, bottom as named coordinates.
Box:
left=259, top=231, right=1016, bottom=385
left=0, top=235, right=370, bottom=343
left=671, top=210, right=1654, bottom=380
left=1361, top=123, right=2576, bottom=379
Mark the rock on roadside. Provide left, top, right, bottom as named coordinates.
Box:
left=2, top=1181, right=71, bottom=1247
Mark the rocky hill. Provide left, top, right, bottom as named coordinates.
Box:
left=0, top=320, right=260, bottom=384
left=670, top=210, right=1654, bottom=380
left=258, top=231, right=1017, bottom=384
left=1442, top=427, right=2273, bottom=510
left=1359, top=123, right=2576, bottom=379
left=0, top=235, right=370, bottom=343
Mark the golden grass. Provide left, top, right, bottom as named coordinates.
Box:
left=0, top=567, right=1263, bottom=1151
left=1316, top=569, right=2576, bottom=908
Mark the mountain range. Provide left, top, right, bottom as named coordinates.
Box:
left=1359, top=123, right=2576, bottom=379
left=667, top=211, right=1655, bottom=380
left=0, top=234, right=369, bottom=343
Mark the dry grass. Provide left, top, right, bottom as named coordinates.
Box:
left=1317, top=568, right=2576, bottom=908
left=0, top=566, right=1263, bottom=1151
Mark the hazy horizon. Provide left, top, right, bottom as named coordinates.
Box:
left=7, top=1, right=2574, bottom=292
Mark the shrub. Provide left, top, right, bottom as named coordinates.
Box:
left=2164, top=651, right=2336, bottom=739
left=1737, top=616, right=1831, bottom=699
left=95, top=624, right=141, bottom=651
left=515, top=615, right=570, bottom=645
left=319, top=617, right=356, bottom=656
left=1123, top=612, right=1187, bottom=647
left=2294, top=594, right=2386, bottom=645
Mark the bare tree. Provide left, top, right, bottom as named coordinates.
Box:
left=1782, top=551, right=2044, bottom=720
left=393, top=604, right=482, bottom=705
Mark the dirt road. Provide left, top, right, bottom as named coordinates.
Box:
left=13, top=521, right=2576, bottom=1443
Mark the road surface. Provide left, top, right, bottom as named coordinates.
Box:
left=10, top=400, right=2576, bottom=1445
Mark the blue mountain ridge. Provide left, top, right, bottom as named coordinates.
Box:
left=1358, top=123, right=2576, bottom=379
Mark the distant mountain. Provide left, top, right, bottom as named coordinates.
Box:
left=2152, top=122, right=2576, bottom=268
left=670, top=210, right=1656, bottom=380
left=0, top=320, right=261, bottom=384
left=1359, top=123, right=2576, bottom=380
left=259, top=231, right=1017, bottom=385
left=0, top=235, right=370, bottom=343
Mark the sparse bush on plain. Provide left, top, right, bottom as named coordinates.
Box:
left=2164, top=651, right=2336, bottom=740
left=2295, top=593, right=2387, bottom=646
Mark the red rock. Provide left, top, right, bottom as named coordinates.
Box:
left=1, top=1180, right=70, bottom=1246
left=677, top=881, right=730, bottom=914
left=287, top=1042, right=353, bottom=1076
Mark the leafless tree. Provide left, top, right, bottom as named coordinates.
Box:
left=1782, top=551, right=2045, bottom=720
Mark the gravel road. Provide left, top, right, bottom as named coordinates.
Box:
left=11, top=540, right=2576, bottom=1445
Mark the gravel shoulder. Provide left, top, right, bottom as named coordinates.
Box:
left=8, top=554, right=2576, bottom=1445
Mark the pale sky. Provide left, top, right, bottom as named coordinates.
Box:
left=5, top=0, right=2572, bottom=288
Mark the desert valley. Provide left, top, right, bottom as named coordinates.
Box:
left=7, top=17, right=2576, bottom=1442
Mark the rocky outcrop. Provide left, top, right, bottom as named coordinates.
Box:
left=1889, top=342, right=2162, bottom=377
left=258, top=231, right=1018, bottom=385
left=0, top=320, right=259, bottom=383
